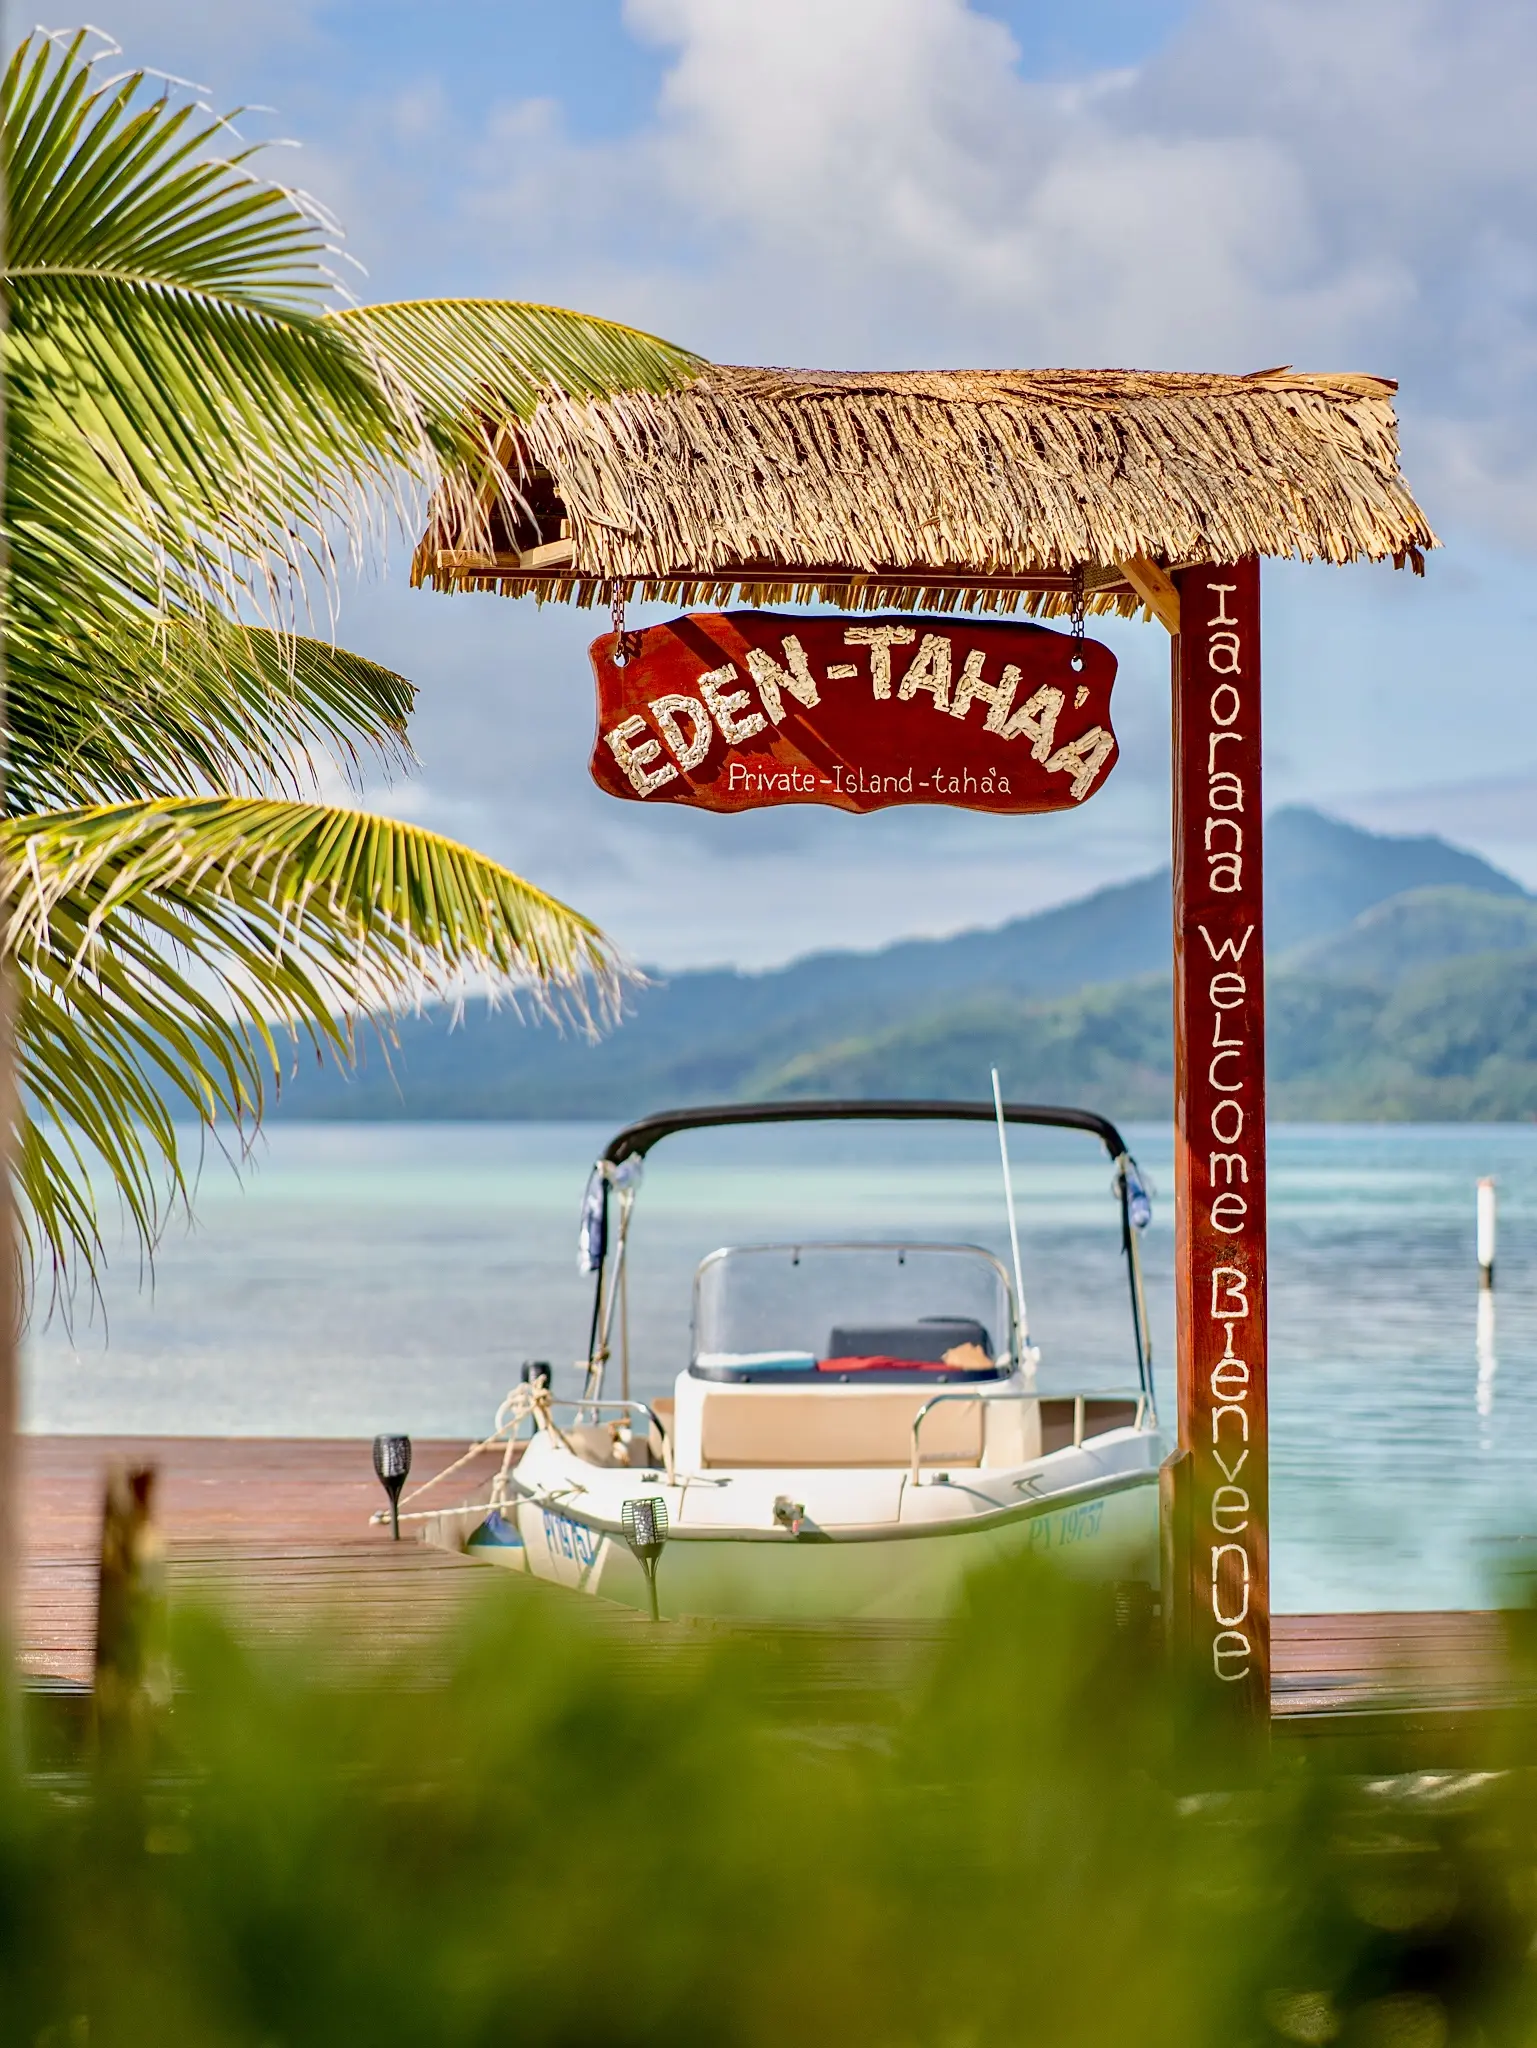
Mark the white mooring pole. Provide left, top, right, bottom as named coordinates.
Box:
left=1477, top=1176, right=1497, bottom=1291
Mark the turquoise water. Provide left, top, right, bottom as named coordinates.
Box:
left=24, top=1120, right=1537, bottom=1613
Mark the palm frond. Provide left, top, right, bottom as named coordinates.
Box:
left=340, top=297, right=706, bottom=540
left=339, top=297, right=705, bottom=433
left=4, top=37, right=702, bottom=622
left=4, top=32, right=702, bottom=824
left=6, top=351, right=414, bottom=812
left=4, top=29, right=414, bottom=631
left=7, top=797, right=628, bottom=1287
left=0, top=32, right=694, bottom=1305
left=6, top=796, right=624, bottom=1003
left=7, top=610, right=416, bottom=814
left=6, top=30, right=332, bottom=300
left=7, top=273, right=409, bottom=623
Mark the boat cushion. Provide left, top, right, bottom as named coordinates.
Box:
left=817, top=1353, right=996, bottom=1377
left=693, top=1352, right=818, bottom=1378
left=692, top=1361, right=996, bottom=1384
left=692, top=1353, right=997, bottom=1385
left=698, top=1388, right=984, bottom=1469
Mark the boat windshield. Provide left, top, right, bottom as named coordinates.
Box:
left=692, top=1242, right=1015, bottom=1382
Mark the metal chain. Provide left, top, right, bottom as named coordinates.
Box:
left=1070, top=564, right=1086, bottom=671
left=610, top=585, right=629, bottom=668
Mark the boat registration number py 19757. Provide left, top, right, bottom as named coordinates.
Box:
left=541, top=1509, right=601, bottom=1568
left=1027, top=1498, right=1106, bottom=1553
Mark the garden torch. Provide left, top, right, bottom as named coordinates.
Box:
left=621, top=1495, right=669, bottom=1622
left=373, top=1433, right=412, bottom=1540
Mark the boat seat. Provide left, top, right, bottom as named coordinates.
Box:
left=698, top=1388, right=984, bottom=1469
left=1038, top=1398, right=1141, bottom=1453
left=565, top=1422, right=664, bottom=1469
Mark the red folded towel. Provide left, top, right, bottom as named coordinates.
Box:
left=817, top=1355, right=936, bottom=1373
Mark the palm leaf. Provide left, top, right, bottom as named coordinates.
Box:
left=6, top=32, right=328, bottom=299
left=8, top=268, right=408, bottom=617
left=339, top=297, right=706, bottom=540
left=4, top=31, right=701, bottom=819
left=338, top=296, right=704, bottom=435
left=6, top=348, right=415, bottom=807
left=5, top=35, right=702, bottom=625
left=6, top=797, right=628, bottom=1286
left=8, top=610, right=416, bottom=814
left=0, top=33, right=702, bottom=1303
left=5, top=30, right=416, bottom=638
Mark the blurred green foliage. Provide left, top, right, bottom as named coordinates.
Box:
left=4, top=1556, right=1537, bottom=2046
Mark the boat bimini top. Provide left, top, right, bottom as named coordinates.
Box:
left=577, top=1099, right=1156, bottom=1415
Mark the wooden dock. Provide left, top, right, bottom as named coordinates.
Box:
left=17, top=1434, right=511, bottom=1687
left=16, top=1436, right=1534, bottom=1754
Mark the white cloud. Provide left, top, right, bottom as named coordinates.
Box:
left=44, top=0, right=1537, bottom=962
left=433, top=0, right=1537, bottom=545
left=64, top=2, right=1537, bottom=549
left=95, top=0, right=1535, bottom=544
left=632, top=0, right=1030, bottom=244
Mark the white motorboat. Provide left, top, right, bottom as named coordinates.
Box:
left=403, top=1099, right=1164, bottom=1621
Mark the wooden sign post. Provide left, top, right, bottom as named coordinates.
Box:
left=1167, top=559, right=1270, bottom=1723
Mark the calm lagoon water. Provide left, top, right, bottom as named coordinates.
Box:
left=24, top=1119, right=1537, bottom=1614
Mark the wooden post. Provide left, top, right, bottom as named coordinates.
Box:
left=94, top=1463, right=168, bottom=1755
left=1169, top=559, right=1270, bottom=1723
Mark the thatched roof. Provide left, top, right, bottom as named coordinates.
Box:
left=412, top=363, right=1436, bottom=619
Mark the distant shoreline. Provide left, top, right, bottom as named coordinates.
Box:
left=265, top=809, right=1537, bottom=1129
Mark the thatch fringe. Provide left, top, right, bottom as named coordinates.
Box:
left=414, top=364, right=1436, bottom=613
left=439, top=570, right=1151, bottom=621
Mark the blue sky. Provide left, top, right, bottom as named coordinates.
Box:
left=82, top=0, right=1537, bottom=964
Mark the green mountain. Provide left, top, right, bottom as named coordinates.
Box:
left=763, top=950, right=1537, bottom=1122
left=267, top=807, right=1535, bottom=1123
left=757, top=981, right=1180, bottom=1116
left=1285, top=886, right=1537, bottom=984
left=762, top=890, right=1537, bottom=1120
left=1259, top=810, right=1524, bottom=947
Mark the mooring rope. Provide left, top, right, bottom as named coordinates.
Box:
left=368, top=1381, right=575, bottom=1525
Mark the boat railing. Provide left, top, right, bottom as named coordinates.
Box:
left=909, top=1388, right=1152, bottom=1485
left=539, top=1396, right=676, bottom=1485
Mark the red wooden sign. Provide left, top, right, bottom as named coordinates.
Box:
left=588, top=611, right=1118, bottom=815
left=1169, top=558, right=1269, bottom=1723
